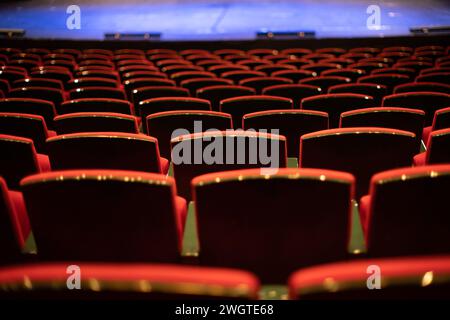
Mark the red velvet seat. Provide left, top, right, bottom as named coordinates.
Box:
left=13, top=78, right=63, bottom=90
left=54, top=112, right=139, bottom=135
left=69, top=87, right=126, bottom=101
left=59, top=98, right=134, bottom=115
left=67, top=77, right=118, bottom=90
left=9, top=87, right=64, bottom=112
left=394, top=82, right=450, bottom=94
left=181, top=78, right=233, bottom=96
left=0, top=98, right=56, bottom=129
left=0, top=69, right=26, bottom=83
left=0, top=263, right=259, bottom=299
left=358, top=74, right=410, bottom=93
left=21, top=170, right=186, bottom=262
left=301, top=93, right=377, bottom=128
left=132, top=86, right=189, bottom=106
left=0, top=113, right=55, bottom=153
left=193, top=168, right=354, bottom=283
left=138, top=97, right=211, bottom=123
left=47, top=133, right=168, bottom=174
left=0, top=134, right=50, bottom=189
left=360, top=165, right=450, bottom=257
left=321, top=68, right=366, bottom=82
left=422, top=107, right=450, bottom=144
left=125, top=78, right=176, bottom=99
left=328, top=83, right=388, bottom=105
left=30, top=69, right=72, bottom=84
left=220, top=95, right=293, bottom=128
left=170, top=71, right=216, bottom=84
left=271, top=69, right=316, bottom=82
left=74, top=70, right=119, bottom=82
left=414, top=129, right=450, bottom=166
left=196, top=85, right=256, bottom=111
left=147, top=110, right=232, bottom=158
left=171, top=131, right=287, bottom=200
left=243, top=109, right=328, bottom=158
left=299, top=76, right=351, bottom=92
left=289, top=255, right=450, bottom=299
left=239, top=77, right=293, bottom=94
left=300, top=127, right=416, bottom=198
left=221, top=70, right=266, bottom=84
left=262, top=84, right=322, bottom=108
left=416, top=72, right=450, bottom=85
left=340, top=107, right=425, bottom=152
left=382, top=92, right=450, bottom=125
left=0, top=177, right=30, bottom=265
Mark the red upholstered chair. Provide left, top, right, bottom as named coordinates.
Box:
left=147, top=110, right=232, bottom=159
left=30, top=69, right=72, bottom=84
left=0, top=263, right=259, bottom=299
left=328, top=83, right=388, bottom=105
left=67, top=77, right=118, bottom=90
left=47, top=133, right=169, bottom=174
left=132, top=86, right=189, bottom=106
left=0, top=70, right=26, bottom=83
left=20, top=170, right=186, bottom=262
left=299, top=76, right=351, bottom=92
left=0, top=134, right=50, bottom=189
left=170, top=71, right=216, bottom=84
left=196, top=85, right=256, bottom=111
left=0, top=113, right=56, bottom=153
left=416, top=72, right=450, bottom=85
left=238, top=77, right=293, bottom=94
left=13, top=78, right=63, bottom=90
left=221, top=70, right=266, bottom=84
left=271, top=70, right=316, bottom=82
left=321, top=68, right=366, bottom=82
left=359, top=165, right=450, bottom=257
left=69, top=87, right=126, bottom=101
left=9, top=87, right=64, bottom=112
left=138, top=97, right=211, bottom=126
left=394, top=82, right=450, bottom=94
left=171, top=131, right=287, bottom=200
left=124, top=78, right=176, bottom=98
left=414, top=129, right=450, bottom=166
left=0, top=98, right=57, bottom=129
left=0, top=177, right=30, bottom=265
left=193, top=168, right=354, bottom=283
left=340, top=107, right=425, bottom=152
left=181, top=78, right=233, bottom=96
left=382, top=92, right=450, bottom=125
left=358, top=74, right=410, bottom=93
left=59, top=98, right=134, bottom=115
left=220, top=95, right=293, bottom=128
left=300, top=127, right=416, bottom=198
left=243, top=109, right=329, bottom=158
left=289, top=255, right=450, bottom=299
left=422, top=107, right=450, bottom=144
left=262, top=84, right=322, bottom=108
left=54, top=112, right=139, bottom=135
left=301, top=93, right=377, bottom=128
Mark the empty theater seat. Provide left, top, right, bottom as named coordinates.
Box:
left=146, top=110, right=232, bottom=159
left=0, top=98, right=57, bottom=129
left=328, top=83, right=388, bottom=105
left=0, top=134, right=50, bottom=189
left=171, top=131, right=287, bottom=199
left=54, top=112, right=139, bottom=134
left=59, top=98, right=134, bottom=115
left=46, top=133, right=169, bottom=174
left=0, top=177, right=30, bottom=265
left=289, top=255, right=450, bottom=299
left=243, top=109, right=329, bottom=158
left=261, top=84, right=322, bottom=108
left=9, top=87, right=65, bottom=111
left=422, top=107, right=450, bottom=143
left=382, top=92, right=450, bottom=125
left=414, top=129, right=450, bottom=165
left=0, top=113, right=56, bottom=153
left=300, top=127, right=416, bottom=198
left=0, top=263, right=259, bottom=300
left=359, top=165, right=450, bottom=257
left=220, top=95, right=293, bottom=128
left=301, top=93, right=377, bottom=128
left=192, top=168, right=354, bottom=283
left=394, top=82, right=450, bottom=94
left=196, top=85, right=256, bottom=111
left=20, top=170, right=186, bottom=262
left=340, top=107, right=425, bottom=152
left=238, top=77, right=293, bottom=94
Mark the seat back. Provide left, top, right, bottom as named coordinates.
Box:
left=0, top=134, right=40, bottom=189
left=427, top=129, right=450, bottom=164
left=300, top=128, right=416, bottom=198
left=21, top=170, right=182, bottom=262
left=196, top=85, right=255, bottom=111
left=47, top=133, right=162, bottom=173
left=59, top=98, right=134, bottom=115
left=132, top=86, right=189, bottom=105
left=432, top=107, right=450, bottom=131
left=243, top=110, right=329, bottom=158
left=367, top=165, right=450, bottom=256
left=54, top=112, right=138, bottom=134
left=0, top=98, right=56, bottom=129
left=193, top=168, right=354, bottom=283
left=262, top=84, right=322, bottom=107
left=171, top=131, right=287, bottom=200
left=328, top=83, right=388, bottom=105
left=147, top=111, right=232, bottom=159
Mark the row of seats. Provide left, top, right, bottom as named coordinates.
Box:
left=1, top=165, right=449, bottom=283
left=0, top=255, right=449, bottom=299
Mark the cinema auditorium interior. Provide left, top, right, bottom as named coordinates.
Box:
left=0, top=0, right=449, bottom=307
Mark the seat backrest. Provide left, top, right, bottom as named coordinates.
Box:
left=262, top=84, right=322, bottom=107
left=47, top=133, right=163, bottom=173
left=394, top=82, right=450, bottom=94
left=301, top=93, right=377, bottom=128
left=147, top=111, right=232, bottom=159
left=9, top=87, right=64, bottom=110
left=238, top=77, right=293, bottom=94
left=181, top=78, right=233, bottom=96
left=382, top=92, right=450, bottom=125
left=427, top=129, right=450, bottom=164
left=289, top=255, right=450, bottom=299
left=432, top=107, right=450, bottom=131
left=54, top=112, right=139, bottom=135
left=340, top=107, right=425, bottom=152
left=220, top=95, right=293, bottom=128
left=21, top=170, right=182, bottom=262
left=0, top=263, right=260, bottom=299
left=0, top=113, right=50, bottom=153
left=59, top=98, right=134, bottom=115
left=193, top=168, right=354, bottom=283
left=328, top=83, right=388, bottom=105
left=196, top=85, right=256, bottom=111
left=243, top=110, right=329, bottom=158
left=367, top=165, right=450, bottom=257
left=0, top=134, right=40, bottom=189
left=171, top=131, right=287, bottom=200
left=132, top=86, right=189, bottom=105
left=300, top=127, right=416, bottom=198
left=0, top=98, right=56, bottom=129
left=69, top=87, right=126, bottom=101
